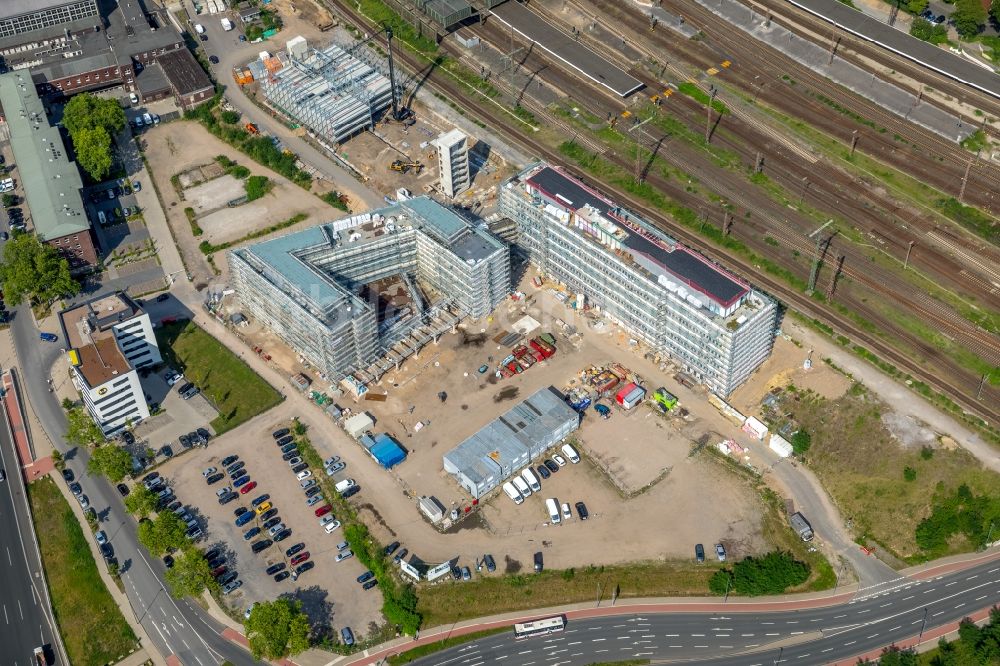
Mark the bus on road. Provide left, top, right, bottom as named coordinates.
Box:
left=513, top=615, right=566, bottom=639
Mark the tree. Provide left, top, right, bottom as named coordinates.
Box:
left=866, top=645, right=918, bottom=666
left=65, top=407, right=105, bottom=447
left=124, top=485, right=159, bottom=517
left=137, top=510, right=189, bottom=556
left=906, top=0, right=928, bottom=14
left=62, top=93, right=126, bottom=137
left=73, top=126, right=114, bottom=181
left=0, top=233, right=79, bottom=305
left=1, top=193, right=16, bottom=208
left=711, top=551, right=811, bottom=597
left=790, top=429, right=812, bottom=455
left=951, top=0, right=986, bottom=38
left=910, top=17, right=949, bottom=43
left=992, top=0, right=1000, bottom=25
left=165, top=546, right=218, bottom=598
left=61, top=397, right=76, bottom=411
left=87, top=444, right=133, bottom=482
left=50, top=449, right=64, bottom=471
left=244, top=599, right=311, bottom=660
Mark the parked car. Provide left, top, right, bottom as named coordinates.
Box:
left=206, top=473, right=224, bottom=485
left=251, top=494, right=270, bottom=507
left=393, top=548, right=408, bottom=564
left=286, top=456, right=303, bottom=467
left=291, top=463, right=309, bottom=474
left=695, top=543, right=705, bottom=563
left=222, top=580, right=242, bottom=595
left=276, top=436, right=294, bottom=447
left=484, top=554, right=496, bottom=573
left=259, top=508, right=278, bottom=522
left=266, top=563, right=286, bottom=576
left=251, top=539, right=273, bottom=554
left=300, top=479, right=317, bottom=490
left=285, top=543, right=305, bottom=558
left=243, top=527, right=261, bottom=541
left=305, top=486, right=322, bottom=498
left=290, top=552, right=310, bottom=566
left=335, top=550, right=353, bottom=562
left=461, top=566, right=471, bottom=581
left=295, top=470, right=312, bottom=481
left=536, top=465, right=551, bottom=480
left=319, top=515, right=337, bottom=528
left=263, top=516, right=281, bottom=530
left=384, top=541, right=400, bottom=556
left=575, top=501, right=589, bottom=520
left=357, top=571, right=374, bottom=584
left=273, top=571, right=290, bottom=582
left=116, top=483, right=130, bottom=496
left=293, top=561, right=314, bottom=577
left=226, top=461, right=246, bottom=476
left=323, top=520, right=342, bottom=534
left=219, top=491, right=238, bottom=505
left=267, top=523, right=286, bottom=538
left=202, top=467, right=218, bottom=478
left=315, top=504, right=332, bottom=517
left=282, top=451, right=299, bottom=462
left=272, top=428, right=290, bottom=439
left=543, top=459, right=559, bottom=473
left=254, top=501, right=272, bottom=515
left=362, top=579, right=378, bottom=590
left=323, top=456, right=341, bottom=468
left=221, top=455, right=238, bottom=467
left=326, top=462, right=346, bottom=474
left=240, top=481, right=258, bottom=494
left=341, top=485, right=360, bottom=499
left=274, top=529, right=292, bottom=542
left=234, top=475, right=251, bottom=488
left=553, top=454, right=567, bottom=467
left=235, top=511, right=255, bottom=527
left=715, top=543, right=727, bottom=562
left=306, top=494, right=324, bottom=507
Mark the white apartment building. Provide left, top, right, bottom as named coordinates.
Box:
left=432, top=129, right=470, bottom=198
left=59, top=292, right=161, bottom=435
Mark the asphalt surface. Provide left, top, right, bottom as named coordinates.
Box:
left=409, top=557, right=1000, bottom=666
left=10, top=306, right=261, bottom=666
left=0, top=411, right=59, bottom=666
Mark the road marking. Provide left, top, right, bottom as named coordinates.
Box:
left=612, top=625, right=626, bottom=628
left=762, top=622, right=775, bottom=625
left=946, top=581, right=958, bottom=587
left=988, top=568, right=998, bottom=573
left=741, top=633, right=755, bottom=637
left=518, top=650, right=532, bottom=654
left=669, top=646, right=683, bottom=648
left=902, top=596, right=914, bottom=601
left=924, top=588, right=937, bottom=593
left=791, top=631, right=803, bottom=635
left=642, top=635, right=655, bottom=638
left=967, top=575, right=978, bottom=580
left=786, top=621, right=798, bottom=624
left=3, top=604, right=7, bottom=624
left=616, top=636, right=629, bottom=640
left=798, top=654, right=810, bottom=659
left=715, top=634, right=730, bottom=637
left=933, top=611, right=945, bottom=617
left=880, top=603, right=892, bottom=608
left=977, top=595, right=988, bottom=601
left=956, top=604, right=966, bottom=609
left=590, top=639, right=605, bottom=642
left=765, top=633, right=779, bottom=636
left=494, top=656, right=507, bottom=660
left=595, top=649, right=608, bottom=653
left=890, top=626, right=901, bottom=632
left=745, top=644, right=759, bottom=648
left=664, top=634, right=678, bottom=637
left=694, top=645, right=709, bottom=648
left=182, top=639, right=190, bottom=649
left=6, top=547, right=11, bottom=566
left=845, top=641, right=856, bottom=646
left=857, top=609, right=870, bottom=614
left=834, top=615, right=847, bottom=619
left=822, top=648, right=833, bottom=653
left=691, top=634, right=705, bottom=637
left=619, top=647, right=633, bottom=651
left=567, top=641, right=581, bottom=646
left=868, top=634, right=879, bottom=639
left=17, top=599, right=23, bottom=620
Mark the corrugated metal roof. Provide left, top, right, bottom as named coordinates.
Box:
left=0, top=71, right=89, bottom=241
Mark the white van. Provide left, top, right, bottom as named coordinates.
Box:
left=142, top=112, right=153, bottom=126
left=97, top=210, right=107, bottom=225
left=521, top=468, right=541, bottom=493
left=512, top=476, right=532, bottom=498
left=545, top=498, right=561, bottom=524
left=334, top=478, right=356, bottom=493
left=561, top=443, right=580, bottom=464
left=502, top=481, right=523, bottom=505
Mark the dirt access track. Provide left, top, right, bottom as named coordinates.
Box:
left=140, top=120, right=355, bottom=283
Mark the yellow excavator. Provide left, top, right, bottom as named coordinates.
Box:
left=389, top=159, right=423, bottom=174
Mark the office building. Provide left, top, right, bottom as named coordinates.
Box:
left=432, top=129, right=470, bottom=198
left=499, top=163, right=779, bottom=397
left=443, top=386, right=579, bottom=499
left=229, top=196, right=510, bottom=385
left=0, top=70, right=97, bottom=272
left=59, top=292, right=161, bottom=435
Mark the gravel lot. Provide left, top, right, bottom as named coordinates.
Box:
left=159, top=404, right=383, bottom=636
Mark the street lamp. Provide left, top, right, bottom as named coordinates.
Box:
left=918, top=607, right=928, bottom=643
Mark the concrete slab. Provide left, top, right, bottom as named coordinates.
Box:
left=490, top=0, right=644, bottom=97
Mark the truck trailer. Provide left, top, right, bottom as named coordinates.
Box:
left=790, top=512, right=814, bottom=542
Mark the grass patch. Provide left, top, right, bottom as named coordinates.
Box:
left=959, top=129, right=988, bottom=153
left=155, top=320, right=282, bottom=434
left=935, top=197, right=999, bottom=246
left=677, top=82, right=729, bottom=114
left=198, top=212, right=308, bottom=254
left=184, top=207, right=203, bottom=236
left=774, top=387, right=1000, bottom=561
left=416, top=560, right=719, bottom=627
left=28, top=477, right=137, bottom=665
left=387, top=627, right=509, bottom=665
left=321, top=191, right=350, bottom=212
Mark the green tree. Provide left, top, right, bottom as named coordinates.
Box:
left=861, top=645, right=918, bottom=666
left=74, top=126, right=114, bottom=181
left=61, top=397, right=76, bottom=411
left=220, top=110, right=240, bottom=124
left=906, top=0, right=928, bottom=13
left=124, top=485, right=159, bottom=517
left=712, top=551, right=810, bottom=596
left=910, top=17, right=949, bottom=43
left=65, top=407, right=105, bottom=447
left=0, top=233, right=79, bottom=305
left=992, top=0, right=1000, bottom=24
left=790, top=429, right=812, bottom=455
left=165, top=546, right=218, bottom=598
left=62, top=93, right=126, bottom=137
left=137, top=511, right=189, bottom=556
left=1, top=193, right=16, bottom=208
left=50, top=449, right=65, bottom=471
left=951, top=0, right=986, bottom=38
left=244, top=598, right=311, bottom=660
left=87, top=444, right=133, bottom=482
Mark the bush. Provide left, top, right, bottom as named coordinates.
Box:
left=321, top=191, right=350, bottom=212
left=910, top=17, right=948, bottom=44
left=220, top=110, right=241, bottom=124
left=711, top=551, right=810, bottom=596
left=244, top=175, right=272, bottom=201
left=903, top=466, right=917, bottom=482
left=791, top=429, right=812, bottom=455
left=915, top=484, right=1000, bottom=556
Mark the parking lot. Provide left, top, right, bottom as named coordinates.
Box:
left=158, top=403, right=383, bottom=635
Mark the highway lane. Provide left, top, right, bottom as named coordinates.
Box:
left=11, top=307, right=261, bottom=666
left=408, top=556, right=1000, bottom=666
left=0, top=410, right=59, bottom=666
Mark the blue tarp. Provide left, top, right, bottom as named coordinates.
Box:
left=371, top=434, right=406, bottom=468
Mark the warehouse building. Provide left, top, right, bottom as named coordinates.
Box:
left=443, top=386, right=580, bottom=499
left=262, top=38, right=396, bottom=144
left=499, top=163, right=779, bottom=397
left=59, top=292, right=161, bottom=435
left=229, top=196, right=510, bottom=385
left=0, top=71, right=97, bottom=272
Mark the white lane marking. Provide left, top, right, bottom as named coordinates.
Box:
left=977, top=595, right=988, bottom=601
left=595, top=649, right=609, bottom=653
left=691, top=633, right=705, bottom=637
left=765, top=633, right=779, bottom=636
left=956, top=604, right=966, bottom=609
left=967, top=575, right=978, bottom=580
left=834, top=615, right=846, bottom=619
left=822, top=648, right=833, bottom=653
left=741, top=633, right=755, bottom=637
left=17, top=599, right=23, bottom=620
left=6, top=547, right=11, bottom=566
left=182, top=639, right=191, bottom=649
left=845, top=641, right=856, bottom=646
left=902, top=596, right=914, bottom=601
left=3, top=604, right=8, bottom=624
left=946, top=581, right=958, bottom=587
left=590, top=639, right=605, bottom=642
left=150, top=618, right=174, bottom=654
left=518, top=650, right=532, bottom=655
left=933, top=611, right=945, bottom=617
left=567, top=641, right=581, bottom=646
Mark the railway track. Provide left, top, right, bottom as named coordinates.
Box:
left=321, top=0, right=999, bottom=424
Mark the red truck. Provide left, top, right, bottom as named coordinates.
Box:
left=530, top=338, right=555, bottom=359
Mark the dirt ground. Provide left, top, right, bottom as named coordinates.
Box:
left=218, top=268, right=776, bottom=577
left=141, top=121, right=349, bottom=282
left=728, top=335, right=853, bottom=414
left=160, top=401, right=383, bottom=637
left=266, top=0, right=335, bottom=39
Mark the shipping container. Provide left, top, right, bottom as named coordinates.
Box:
left=653, top=387, right=678, bottom=410
left=540, top=332, right=556, bottom=346
left=615, top=382, right=646, bottom=410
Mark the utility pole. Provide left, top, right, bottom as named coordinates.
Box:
left=850, top=130, right=859, bottom=157
left=903, top=240, right=915, bottom=270
left=888, top=0, right=900, bottom=26
left=828, top=33, right=840, bottom=64
left=808, top=234, right=833, bottom=293
left=634, top=146, right=643, bottom=184
left=977, top=373, right=990, bottom=400
left=705, top=88, right=717, bottom=143
left=918, top=607, right=928, bottom=643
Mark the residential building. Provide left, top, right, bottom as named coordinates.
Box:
left=499, top=163, right=779, bottom=396
left=0, top=70, right=97, bottom=272
left=59, top=292, right=161, bottom=435
left=432, top=129, right=470, bottom=198
left=229, top=196, right=510, bottom=385
left=442, top=386, right=579, bottom=499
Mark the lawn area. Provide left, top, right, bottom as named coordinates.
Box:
left=156, top=319, right=282, bottom=434
left=416, top=561, right=719, bottom=627
left=28, top=477, right=137, bottom=665
left=774, top=385, right=1000, bottom=561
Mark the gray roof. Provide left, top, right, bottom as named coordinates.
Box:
left=402, top=197, right=505, bottom=262
left=0, top=0, right=88, bottom=20
left=136, top=60, right=170, bottom=93
left=0, top=71, right=89, bottom=240
left=444, top=386, right=578, bottom=477
left=156, top=47, right=212, bottom=95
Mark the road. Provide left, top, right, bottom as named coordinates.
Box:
left=10, top=307, right=261, bottom=666
left=0, top=409, right=59, bottom=666
left=405, top=555, right=1000, bottom=666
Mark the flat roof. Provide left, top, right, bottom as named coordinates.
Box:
left=59, top=291, right=143, bottom=349
left=525, top=166, right=748, bottom=306
left=156, top=47, right=212, bottom=95
left=787, top=0, right=1000, bottom=99
left=136, top=60, right=170, bottom=93
left=0, top=71, right=90, bottom=240
left=75, top=335, right=131, bottom=387
left=0, top=0, right=90, bottom=20
left=490, top=0, right=643, bottom=97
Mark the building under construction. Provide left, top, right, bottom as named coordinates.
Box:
left=261, top=36, right=397, bottom=144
